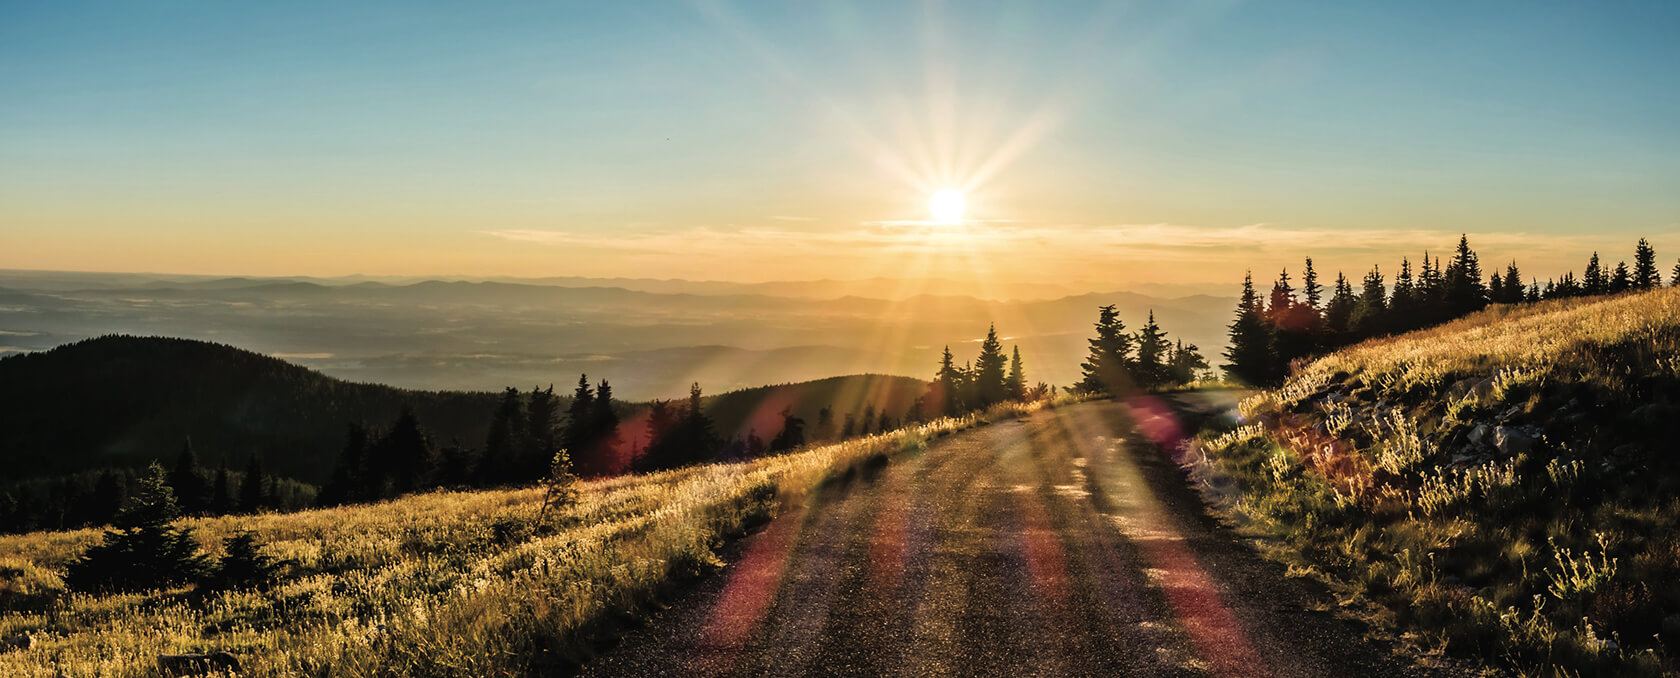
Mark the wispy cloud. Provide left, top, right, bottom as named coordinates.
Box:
left=474, top=223, right=1665, bottom=285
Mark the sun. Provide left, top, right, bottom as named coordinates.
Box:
left=928, top=188, right=966, bottom=224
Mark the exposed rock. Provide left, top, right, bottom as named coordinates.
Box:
left=1467, top=423, right=1491, bottom=447
left=1471, top=377, right=1499, bottom=400
left=158, top=651, right=240, bottom=675
left=1494, top=426, right=1536, bottom=455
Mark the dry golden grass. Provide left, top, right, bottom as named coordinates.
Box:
left=1193, top=287, right=1680, bottom=677
left=0, top=399, right=1055, bottom=677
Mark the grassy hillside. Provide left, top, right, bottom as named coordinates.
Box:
left=1193, top=287, right=1680, bottom=675
left=0, top=336, right=501, bottom=484
left=0, top=399, right=1052, bottom=677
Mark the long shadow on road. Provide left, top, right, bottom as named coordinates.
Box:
left=580, top=398, right=1460, bottom=678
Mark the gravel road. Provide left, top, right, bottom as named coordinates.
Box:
left=580, top=396, right=1460, bottom=677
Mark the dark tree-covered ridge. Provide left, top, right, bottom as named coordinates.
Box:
left=0, top=335, right=503, bottom=484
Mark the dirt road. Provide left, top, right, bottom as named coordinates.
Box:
left=581, top=396, right=1451, bottom=677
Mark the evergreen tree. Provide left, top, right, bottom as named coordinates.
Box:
left=1611, top=261, right=1632, bottom=293
left=1673, top=259, right=1680, bottom=287
left=1418, top=253, right=1445, bottom=321
left=202, top=531, right=284, bottom=592
left=168, top=440, right=206, bottom=516
left=1634, top=238, right=1660, bottom=289
left=643, top=399, right=675, bottom=454
left=1502, top=262, right=1523, bottom=304
left=1133, top=310, right=1171, bottom=389
left=238, top=455, right=266, bottom=513
left=320, top=423, right=368, bottom=505
left=972, top=324, right=1009, bottom=407
left=768, top=408, right=805, bottom=453
left=1324, top=272, right=1358, bottom=335
left=927, top=347, right=967, bottom=416
left=65, top=462, right=209, bottom=592
left=1443, top=234, right=1486, bottom=315
left=1267, top=268, right=1295, bottom=321
left=561, top=375, right=594, bottom=464
left=526, top=385, right=559, bottom=478
left=1390, top=257, right=1416, bottom=320
left=1301, top=257, right=1323, bottom=312
left=1168, top=339, right=1208, bottom=385
left=210, top=462, right=232, bottom=515
left=1352, top=265, right=1388, bottom=336
left=92, top=470, right=125, bottom=525
left=861, top=404, right=877, bottom=435
left=380, top=407, right=434, bottom=494
left=1077, top=305, right=1133, bottom=395
left=1584, top=252, right=1605, bottom=295
left=433, top=441, right=476, bottom=488
left=1221, top=272, right=1276, bottom=386
left=637, top=383, right=722, bottom=471
left=565, top=376, right=618, bottom=476
left=841, top=411, right=857, bottom=438
left=1005, top=346, right=1026, bottom=401
left=480, top=388, right=526, bottom=485
left=588, top=380, right=621, bottom=472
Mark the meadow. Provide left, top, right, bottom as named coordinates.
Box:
left=1191, top=286, right=1680, bottom=676
left=0, top=399, right=1053, bottom=677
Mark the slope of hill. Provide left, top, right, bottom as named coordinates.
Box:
left=0, top=336, right=501, bottom=484
left=1194, top=287, right=1680, bottom=675
left=0, top=396, right=1048, bottom=676
left=700, top=373, right=928, bottom=444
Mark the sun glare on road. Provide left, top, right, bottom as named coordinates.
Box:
left=928, top=189, right=966, bottom=224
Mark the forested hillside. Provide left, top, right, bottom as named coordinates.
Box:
left=0, top=335, right=502, bottom=483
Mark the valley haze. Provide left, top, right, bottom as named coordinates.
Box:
left=0, top=270, right=1232, bottom=399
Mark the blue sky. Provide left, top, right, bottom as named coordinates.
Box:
left=3, top=1, right=1677, bottom=287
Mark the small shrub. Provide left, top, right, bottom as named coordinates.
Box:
left=64, top=462, right=209, bottom=593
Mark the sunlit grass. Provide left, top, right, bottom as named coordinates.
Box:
left=1192, top=287, right=1680, bottom=676
left=0, top=399, right=1058, bottom=677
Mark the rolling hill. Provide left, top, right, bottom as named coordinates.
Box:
left=0, top=335, right=502, bottom=484
left=0, top=336, right=934, bottom=487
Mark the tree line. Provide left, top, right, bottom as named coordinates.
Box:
left=1224, top=235, right=1674, bottom=385
left=1074, top=306, right=1210, bottom=396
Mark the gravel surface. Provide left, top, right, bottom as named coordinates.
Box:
left=580, top=397, right=1465, bottom=678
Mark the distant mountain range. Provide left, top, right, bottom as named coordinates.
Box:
left=0, top=270, right=1236, bottom=398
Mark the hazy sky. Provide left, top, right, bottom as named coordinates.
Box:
left=4, top=1, right=1678, bottom=292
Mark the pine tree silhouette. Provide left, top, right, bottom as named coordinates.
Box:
left=1005, top=346, right=1026, bottom=401
left=65, top=462, right=209, bottom=592
left=1222, top=272, right=1276, bottom=386
left=1584, top=252, right=1605, bottom=295
left=1352, top=266, right=1387, bottom=337
left=1133, top=310, right=1171, bottom=389
left=1611, top=261, right=1632, bottom=293
left=972, top=324, right=1009, bottom=407
left=168, top=440, right=206, bottom=516
left=239, top=455, right=268, bottom=513
left=1078, top=305, right=1134, bottom=395
left=1634, top=238, right=1659, bottom=290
